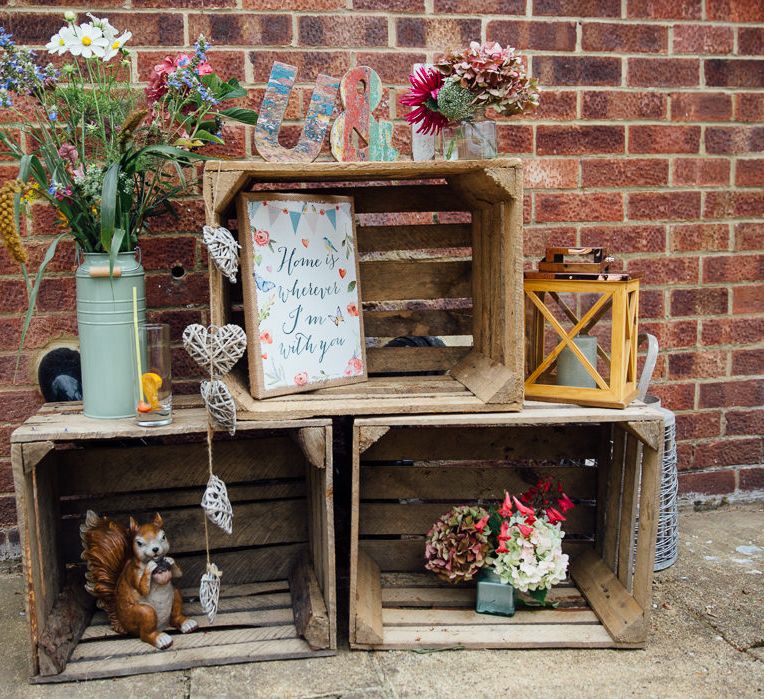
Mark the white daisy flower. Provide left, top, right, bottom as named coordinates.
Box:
left=67, top=23, right=108, bottom=59
left=102, top=31, right=132, bottom=61
left=86, top=13, right=117, bottom=40
left=46, top=26, right=76, bottom=56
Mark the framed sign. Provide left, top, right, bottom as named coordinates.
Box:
left=237, top=192, right=367, bottom=398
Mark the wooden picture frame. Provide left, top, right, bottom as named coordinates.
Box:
left=237, top=192, right=367, bottom=399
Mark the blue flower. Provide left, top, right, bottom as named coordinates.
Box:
left=48, top=111, right=57, bottom=121
left=48, top=184, right=57, bottom=196
left=0, top=28, right=13, bottom=49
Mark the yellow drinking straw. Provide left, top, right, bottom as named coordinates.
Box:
left=132, top=287, right=145, bottom=405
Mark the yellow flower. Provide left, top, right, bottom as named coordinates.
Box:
left=0, top=180, right=28, bottom=265
left=56, top=210, right=69, bottom=228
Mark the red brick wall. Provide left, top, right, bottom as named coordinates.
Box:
left=0, top=1, right=763, bottom=543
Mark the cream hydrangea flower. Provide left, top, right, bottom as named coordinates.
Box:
left=66, top=23, right=108, bottom=59
left=46, top=26, right=76, bottom=56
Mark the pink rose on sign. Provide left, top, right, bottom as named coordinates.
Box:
left=260, top=330, right=273, bottom=344
left=294, top=372, right=308, bottom=386
left=254, top=229, right=270, bottom=246
left=344, top=355, right=363, bottom=376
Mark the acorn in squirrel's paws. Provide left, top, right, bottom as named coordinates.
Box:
left=81, top=511, right=199, bottom=650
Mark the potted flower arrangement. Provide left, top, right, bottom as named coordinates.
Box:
left=0, top=14, right=257, bottom=418
left=402, top=41, right=540, bottom=160
left=424, top=477, right=574, bottom=616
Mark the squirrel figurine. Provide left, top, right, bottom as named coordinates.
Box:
left=80, top=511, right=198, bottom=650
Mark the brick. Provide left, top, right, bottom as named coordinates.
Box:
left=0, top=279, right=28, bottom=313
left=736, top=159, right=764, bottom=187
left=201, top=124, right=247, bottom=159
left=534, top=0, right=621, bottom=15
left=487, top=20, right=577, bottom=52
left=706, top=60, right=764, bottom=88
left=704, top=254, right=764, bottom=284
left=640, top=289, right=665, bottom=318
left=300, top=15, right=387, bottom=47
left=640, top=320, right=697, bottom=349
left=37, top=277, right=76, bottom=313
left=627, top=256, right=699, bottom=285
left=673, top=24, right=734, bottom=55
left=678, top=470, right=735, bottom=495
left=628, top=58, right=699, bottom=88
left=699, top=379, right=764, bottom=408
left=249, top=50, right=350, bottom=82
left=735, top=223, right=764, bottom=251
left=147, top=309, right=204, bottom=341
left=524, top=227, right=577, bottom=257
left=0, top=389, right=44, bottom=422
left=534, top=56, right=621, bottom=87
left=707, top=0, right=764, bottom=22
left=189, top=14, right=291, bottom=46
left=726, top=409, right=764, bottom=436
left=670, top=287, right=728, bottom=316
left=496, top=125, right=533, bottom=154
left=628, top=191, right=701, bottom=220
left=668, top=350, right=727, bottom=379
left=523, top=160, right=580, bottom=191
left=356, top=53, right=426, bottom=84
left=740, top=467, right=764, bottom=491
left=535, top=193, right=623, bottom=223
left=706, top=126, right=764, bottom=154
left=580, top=225, right=666, bottom=253
left=627, top=0, right=702, bottom=19
left=356, top=0, right=424, bottom=10
left=670, top=224, right=730, bottom=252
left=396, top=18, right=480, bottom=49
left=732, top=349, right=764, bottom=375
left=732, top=285, right=764, bottom=314
left=138, top=236, right=197, bottom=271
left=675, top=411, right=722, bottom=441
left=145, top=271, right=210, bottom=308
left=582, top=158, right=668, bottom=187
left=692, top=439, right=762, bottom=470
left=670, top=92, right=732, bottom=122
left=0, top=314, right=77, bottom=352
left=702, top=318, right=764, bottom=346
left=0, top=12, right=67, bottom=43
left=651, top=382, right=694, bottom=410
left=673, top=158, right=730, bottom=187
left=537, top=126, right=624, bottom=155
left=139, top=0, right=234, bottom=5
left=739, top=28, right=764, bottom=56
left=630, top=126, right=700, bottom=154
left=704, top=191, right=764, bottom=219
left=736, top=94, right=764, bottom=122
left=523, top=91, right=577, bottom=120
left=436, top=0, right=524, bottom=9
left=0, top=497, right=17, bottom=528
left=582, top=23, right=667, bottom=53
left=581, top=91, right=666, bottom=120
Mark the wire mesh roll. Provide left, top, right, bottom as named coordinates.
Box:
left=653, top=406, right=679, bottom=571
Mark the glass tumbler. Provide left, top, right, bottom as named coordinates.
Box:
left=132, top=323, right=172, bottom=426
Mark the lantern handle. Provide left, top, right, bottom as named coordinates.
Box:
left=636, top=333, right=659, bottom=402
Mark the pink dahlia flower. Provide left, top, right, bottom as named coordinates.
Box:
left=400, top=66, right=449, bottom=135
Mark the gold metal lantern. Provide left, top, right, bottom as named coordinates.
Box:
left=524, top=247, right=640, bottom=409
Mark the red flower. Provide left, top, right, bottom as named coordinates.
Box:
left=498, top=521, right=510, bottom=541
left=294, top=371, right=308, bottom=386
left=497, top=541, right=509, bottom=554
left=517, top=522, right=534, bottom=538
left=546, top=507, right=566, bottom=525
left=401, top=66, right=449, bottom=135
left=513, top=496, right=536, bottom=523
left=498, top=490, right=513, bottom=518
left=558, top=493, right=575, bottom=513
left=346, top=303, right=359, bottom=317
left=475, top=515, right=489, bottom=532
left=254, top=229, right=270, bottom=246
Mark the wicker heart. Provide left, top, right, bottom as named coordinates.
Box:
left=199, top=562, right=222, bottom=624
left=201, top=379, right=237, bottom=435
left=201, top=474, right=233, bottom=535
left=203, top=225, right=241, bottom=284
left=183, top=324, right=247, bottom=378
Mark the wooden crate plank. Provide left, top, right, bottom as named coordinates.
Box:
left=382, top=608, right=600, bottom=626
left=361, top=464, right=597, bottom=500
left=360, top=260, right=471, bottom=302
left=289, top=559, right=330, bottom=650
left=354, top=550, right=383, bottom=645
left=363, top=308, right=472, bottom=338
left=617, top=434, right=641, bottom=590
left=367, top=346, right=470, bottom=374
left=362, top=425, right=602, bottom=462
left=357, top=224, right=471, bottom=254
left=180, top=580, right=289, bottom=599
left=381, top=585, right=586, bottom=609
left=450, top=350, right=522, bottom=404
left=302, top=185, right=469, bottom=214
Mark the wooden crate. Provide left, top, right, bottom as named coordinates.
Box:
left=11, top=405, right=336, bottom=682
left=203, top=159, right=524, bottom=419
left=349, top=403, right=664, bottom=650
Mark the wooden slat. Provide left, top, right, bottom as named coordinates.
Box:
left=361, top=464, right=597, bottom=500
left=58, top=438, right=306, bottom=496
left=357, top=224, right=471, bottom=253
left=180, top=580, right=289, bottom=599
left=289, top=559, right=330, bottom=650
left=301, top=184, right=469, bottom=213
left=381, top=585, right=586, bottom=609
left=617, top=434, right=641, bottom=590
left=367, top=346, right=470, bottom=374
left=363, top=308, right=472, bottom=338
left=362, top=424, right=602, bottom=462
left=449, top=350, right=522, bottom=404
left=353, top=550, right=383, bottom=645
left=360, top=260, right=471, bottom=302
left=383, top=608, right=600, bottom=626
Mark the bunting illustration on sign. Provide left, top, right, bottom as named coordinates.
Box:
left=237, top=193, right=367, bottom=398
left=330, top=66, right=398, bottom=162
left=254, top=62, right=340, bottom=163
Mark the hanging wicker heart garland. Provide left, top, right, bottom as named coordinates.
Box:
left=201, top=380, right=237, bottom=435
left=201, top=474, right=233, bottom=535
left=203, top=225, right=241, bottom=283
left=199, top=562, right=223, bottom=624
left=182, top=323, right=247, bottom=377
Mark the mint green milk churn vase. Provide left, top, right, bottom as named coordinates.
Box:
left=76, top=250, right=146, bottom=419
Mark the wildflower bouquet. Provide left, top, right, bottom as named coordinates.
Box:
left=402, top=40, right=540, bottom=136
left=0, top=13, right=257, bottom=351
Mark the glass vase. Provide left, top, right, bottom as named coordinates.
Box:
left=441, top=116, right=498, bottom=161
left=475, top=567, right=515, bottom=617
